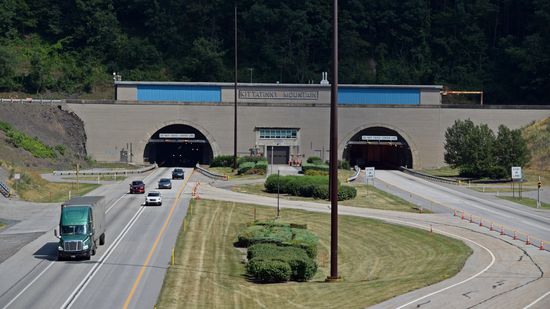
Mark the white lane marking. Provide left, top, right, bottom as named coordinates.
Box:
left=2, top=168, right=165, bottom=308
left=62, top=205, right=147, bottom=308
left=2, top=262, right=55, bottom=309
left=521, top=220, right=550, bottom=232
left=523, top=290, right=550, bottom=309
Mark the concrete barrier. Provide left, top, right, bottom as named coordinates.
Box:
left=346, top=166, right=361, bottom=182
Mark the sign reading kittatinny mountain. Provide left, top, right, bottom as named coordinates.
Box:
left=239, top=89, right=319, bottom=100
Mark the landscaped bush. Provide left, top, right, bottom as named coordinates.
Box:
left=246, top=258, right=291, bottom=283
left=237, top=161, right=256, bottom=175
left=265, top=174, right=328, bottom=194
left=210, top=155, right=235, bottom=167
left=306, top=156, right=322, bottom=164
left=254, top=160, right=268, bottom=173
left=236, top=221, right=319, bottom=255
left=247, top=243, right=317, bottom=281
left=338, top=185, right=357, bottom=200
left=301, top=162, right=329, bottom=174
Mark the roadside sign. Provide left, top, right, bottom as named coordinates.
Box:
left=14, top=173, right=20, bottom=180
left=365, top=167, right=375, bottom=179
left=511, top=167, right=522, bottom=180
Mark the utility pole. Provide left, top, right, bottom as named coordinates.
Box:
left=327, top=0, right=340, bottom=282
left=233, top=4, right=238, bottom=170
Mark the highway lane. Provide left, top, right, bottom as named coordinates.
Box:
left=375, top=170, right=550, bottom=244
left=0, top=167, right=193, bottom=309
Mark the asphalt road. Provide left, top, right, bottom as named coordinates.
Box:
left=375, top=170, right=550, bottom=246
left=0, top=167, right=193, bottom=309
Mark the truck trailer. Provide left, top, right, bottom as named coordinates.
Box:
left=54, top=196, right=106, bottom=260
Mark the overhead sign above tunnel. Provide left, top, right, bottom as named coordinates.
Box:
left=159, top=133, right=196, bottom=139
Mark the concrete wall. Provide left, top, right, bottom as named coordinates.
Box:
left=66, top=102, right=550, bottom=169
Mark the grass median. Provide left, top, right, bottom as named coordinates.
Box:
left=232, top=183, right=423, bottom=213
left=157, top=199, right=471, bottom=308
left=499, top=196, right=550, bottom=210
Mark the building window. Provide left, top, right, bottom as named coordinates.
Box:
left=259, top=128, right=297, bottom=139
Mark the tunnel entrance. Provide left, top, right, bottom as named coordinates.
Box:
left=143, top=124, right=213, bottom=167
left=343, top=127, right=412, bottom=169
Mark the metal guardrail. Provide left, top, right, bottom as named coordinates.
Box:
left=347, top=165, right=361, bottom=182
left=0, top=98, right=63, bottom=104
left=53, top=164, right=157, bottom=176
left=195, top=164, right=229, bottom=181
left=400, top=167, right=459, bottom=184
left=0, top=181, right=11, bottom=198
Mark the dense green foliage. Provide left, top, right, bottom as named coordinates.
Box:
left=236, top=221, right=319, bottom=259
left=444, top=119, right=530, bottom=178
left=0, top=1, right=548, bottom=103
left=264, top=174, right=356, bottom=201
left=0, top=121, right=61, bottom=158
left=247, top=243, right=317, bottom=282
left=246, top=259, right=291, bottom=283
left=209, top=155, right=235, bottom=168
left=237, top=158, right=267, bottom=175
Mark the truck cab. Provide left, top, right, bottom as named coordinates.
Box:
left=55, top=196, right=106, bottom=260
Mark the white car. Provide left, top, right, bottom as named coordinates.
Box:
left=145, top=191, right=162, bottom=206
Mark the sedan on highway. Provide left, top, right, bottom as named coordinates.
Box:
left=172, top=168, right=185, bottom=179
left=158, top=178, right=172, bottom=189
left=129, top=180, right=145, bottom=194
left=145, top=191, right=162, bottom=206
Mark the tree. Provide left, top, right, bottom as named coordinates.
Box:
left=444, top=119, right=529, bottom=178
left=494, top=125, right=530, bottom=177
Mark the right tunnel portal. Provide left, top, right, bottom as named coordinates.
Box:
left=343, top=126, right=413, bottom=169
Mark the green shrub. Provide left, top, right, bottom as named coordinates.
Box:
left=312, top=183, right=329, bottom=200
left=236, top=224, right=292, bottom=247
left=6, top=130, right=56, bottom=159
left=247, top=243, right=317, bottom=281
left=237, top=161, right=256, bottom=175
left=210, top=155, right=235, bottom=167
left=247, top=258, right=291, bottom=283
left=255, top=160, right=268, bottom=173
left=338, top=185, right=357, bottom=200
left=306, top=156, right=322, bottom=164
left=301, top=162, right=329, bottom=174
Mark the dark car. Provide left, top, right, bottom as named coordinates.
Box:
left=129, top=180, right=145, bottom=194
left=158, top=178, right=172, bottom=189
left=172, top=168, right=185, bottom=179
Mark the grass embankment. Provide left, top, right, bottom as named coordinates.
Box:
left=64, top=175, right=127, bottom=181
left=232, top=182, right=422, bottom=213
left=499, top=196, right=550, bottom=210
left=208, top=166, right=265, bottom=180
left=157, top=200, right=471, bottom=308
left=8, top=169, right=99, bottom=202
left=0, top=222, right=5, bottom=230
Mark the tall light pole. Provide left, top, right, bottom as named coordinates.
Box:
left=327, top=0, right=340, bottom=282
left=233, top=4, right=238, bottom=170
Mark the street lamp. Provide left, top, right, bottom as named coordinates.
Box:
left=233, top=4, right=238, bottom=170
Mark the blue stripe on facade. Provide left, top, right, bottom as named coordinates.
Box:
left=137, top=85, right=221, bottom=102
left=338, top=87, right=420, bottom=105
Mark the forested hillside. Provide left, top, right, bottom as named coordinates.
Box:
left=0, top=0, right=549, bottom=104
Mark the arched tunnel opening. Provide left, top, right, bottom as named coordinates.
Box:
left=343, top=127, right=412, bottom=169
left=143, top=124, right=213, bottom=167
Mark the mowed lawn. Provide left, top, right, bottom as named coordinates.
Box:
left=157, top=200, right=471, bottom=308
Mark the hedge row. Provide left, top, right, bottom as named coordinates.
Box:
left=302, top=160, right=350, bottom=173
left=247, top=243, right=317, bottom=282
left=236, top=221, right=318, bottom=259
left=264, top=175, right=356, bottom=201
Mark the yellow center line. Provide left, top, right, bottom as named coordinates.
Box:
left=123, top=169, right=194, bottom=308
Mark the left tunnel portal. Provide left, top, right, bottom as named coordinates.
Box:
left=143, top=124, right=213, bottom=167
